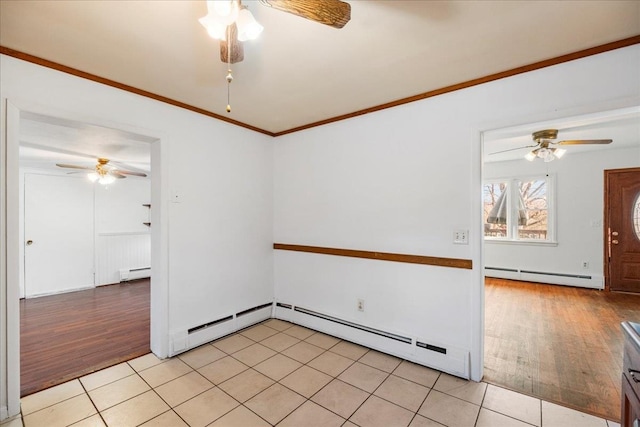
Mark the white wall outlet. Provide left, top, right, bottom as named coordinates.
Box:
left=582, top=261, right=589, bottom=269
left=357, top=299, right=365, bottom=312
left=453, top=230, right=469, bottom=245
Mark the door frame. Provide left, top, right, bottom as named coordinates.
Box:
left=603, top=167, right=640, bottom=291
left=1, top=98, right=170, bottom=418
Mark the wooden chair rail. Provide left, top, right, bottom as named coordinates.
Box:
left=273, top=243, right=472, bottom=270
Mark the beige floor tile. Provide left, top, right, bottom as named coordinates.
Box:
left=21, top=379, right=85, bottom=415
left=308, top=350, right=354, bottom=377
left=338, top=362, right=388, bottom=393
left=280, top=366, right=333, bottom=398
left=154, top=371, right=214, bottom=407
left=359, top=350, right=402, bottom=373
left=128, top=353, right=165, bottom=372
left=253, top=353, right=302, bottom=381
left=174, top=387, right=239, bottom=427
left=483, top=384, right=541, bottom=426
left=608, top=421, right=621, bottom=427
left=343, top=422, right=359, bottom=427
left=393, top=360, right=441, bottom=388
left=198, top=356, right=248, bottom=384
left=88, top=373, right=150, bottom=411
left=311, top=379, right=370, bottom=419
left=262, top=318, right=293, bottom=331
left=231, top=343, right=276, bottom=366
left=218, top=368, right=274, bottom=402
left=278, top=400, right=345, bottom=427
left=409, top=414, right=446, bottom=426
left=80, top=363, right=136, bottom=391
left=432, top=373, right=486, bottom=405
left=23, top=394, right=96, bottom=427
left=350, top=395, right=414, bottom=427
left=245, top=383, right=305, bottom=425
left=541, top=400, right=608, bottom=427
left=138, top=358, right=193, bottom=388
left=0, top=417, right=24, bottom=427
left=239, top=324, right=278, bottom=341
left=418, top=390, right=480, bottom=427
left=260, top=332, right=300, bottom=352
left=101, top=390, right=169, bottom=427
left=139, top=410, right=188, bottom=426
left=69, top=414, right=106, bottom=426
left=212, top=333, right=254, bottom=354
left=281, top=341, right=325, bottom=363
left=374, top=375, right=429, bottom=412
left=305, top=332, right=341, bottom=349
left=282, top=324, right=316, bottom=340
left=330, top=341, right=369, bottom=360
left=476, top=408, right=534, bottom=427
left=178, top=344, right=226, bottom=369
left=208, top=405, right=270, bottom=427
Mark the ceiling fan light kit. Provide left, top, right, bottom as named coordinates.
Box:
left=198, top=0, right=350, bottom=113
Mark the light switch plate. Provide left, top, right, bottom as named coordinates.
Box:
left=454, top=230, right=469, bottom=245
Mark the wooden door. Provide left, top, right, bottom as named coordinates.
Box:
left=24, top=174, right=95, bottom=297
left=605, top=168, right=640, bottom=292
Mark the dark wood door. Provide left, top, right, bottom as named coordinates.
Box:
left=606, top=168, right=640, bottom=292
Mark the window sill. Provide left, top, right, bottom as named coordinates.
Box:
left=484, top=239, right=558, bottom=247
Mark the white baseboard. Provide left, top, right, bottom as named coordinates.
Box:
left=485, top=267, right=603, bottom=289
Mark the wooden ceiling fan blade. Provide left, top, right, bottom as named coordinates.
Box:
left=220, top=23, right=244, bottom=64
left=259, top=0, right=351, bottom=29
left=557, top=139, right=613, bottom=145
left=56, top=163, right=93, bottom=170
left=489, top=145, right=537, bottom=155
left=116, top=170, right=147, bottom=177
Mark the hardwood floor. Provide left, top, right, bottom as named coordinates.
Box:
left=20, top=279, right=150, bottom=397
left=484, top=277, right=640, bottom=421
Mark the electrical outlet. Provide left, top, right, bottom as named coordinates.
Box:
left=453, top=230, right=468, bottom=245
left=357, top=299, right=365, bottom=312
left=582, top=261, right=589, bottom=269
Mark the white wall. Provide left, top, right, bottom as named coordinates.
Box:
left=273, top=45, right=640, bottom=382
left=1, top=54, right=274, bottom=418
left=95, top=178, right=151, bottom=286
left=484, top=146, right=640, bottom=288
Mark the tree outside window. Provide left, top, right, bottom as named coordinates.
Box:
left=483, top=177, right=552, bottom=241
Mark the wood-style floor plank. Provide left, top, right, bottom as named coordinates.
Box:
left=484, top=278, right=640, bottom=421
left=20, top=279, right=150, bottom=397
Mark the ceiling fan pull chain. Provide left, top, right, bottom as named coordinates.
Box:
left=226, top=25, right=233, bottom=113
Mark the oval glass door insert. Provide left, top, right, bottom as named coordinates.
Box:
left=634, top=192, right=640, bottom=241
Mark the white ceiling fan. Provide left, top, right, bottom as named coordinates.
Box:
left=56, top=158, right=147, bottom=185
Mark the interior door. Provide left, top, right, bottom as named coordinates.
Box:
left=24, top=174, right=95, bottom=297
left=605, top=168, right=640, bottom=293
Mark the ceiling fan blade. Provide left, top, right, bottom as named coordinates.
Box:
left=110, top=171, right=127, bottom=179
left=556, top=139, right=613, bottom=145
left=259, top=0, right=351, bottom=29
left=115, top=170, right=147, bottom=177
left=489, top=145, right=537, bottom=155
left=220, top=23, right=244, bottom=64
left=56, top=163, right=93, bottom=170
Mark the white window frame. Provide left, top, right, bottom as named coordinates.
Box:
left=484, top=174, right=557, bottom=245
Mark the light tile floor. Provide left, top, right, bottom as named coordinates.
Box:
left=1, top=319, right=623, bottom=427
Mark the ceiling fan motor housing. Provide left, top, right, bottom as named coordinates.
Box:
left=532, top=129, right=558, bottom=141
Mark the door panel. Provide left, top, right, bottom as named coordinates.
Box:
left=606, top=168, right=640, bottom=293
left=24, top=174, right=95, bottom=297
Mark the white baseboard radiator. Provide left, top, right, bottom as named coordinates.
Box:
left=168, top=301, right=470, bottom=380
left=119, top=267, right=151, bottom=282
left=485, top=266, right=603, bottom=289
left=169, top=302, right=273, bottom=355
left=275, top=302, right=470, bottom=380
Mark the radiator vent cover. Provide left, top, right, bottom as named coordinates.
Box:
left=236, top=303, right=272, bottom=317
left=188, top=315, right=233, bottom=334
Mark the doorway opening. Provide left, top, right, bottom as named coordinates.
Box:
left=481, top=107, right=640, bottom=421
left=4, top=103, right=167, bottom=413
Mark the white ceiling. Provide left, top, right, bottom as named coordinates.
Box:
left=1, top=1, right=639, bottom=134
left=2, top=1, right=639, bottom=168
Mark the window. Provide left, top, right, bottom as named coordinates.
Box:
left=483, top=176, right=554, bottom=242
